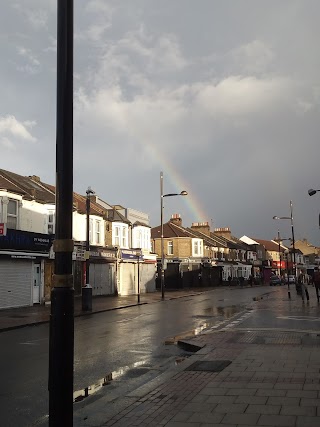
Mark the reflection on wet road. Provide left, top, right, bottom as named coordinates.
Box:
left=0, top=286, right=274, bottom=426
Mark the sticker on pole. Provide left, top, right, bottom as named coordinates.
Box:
left=0, top=223, right=6, bottom=236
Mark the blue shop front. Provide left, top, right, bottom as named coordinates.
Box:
left=0, top=229, right=52, bottom=309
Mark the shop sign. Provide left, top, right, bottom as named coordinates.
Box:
left=121, top=249, right=142, bottom=260
left=0, top=229, right=52, bottom=252
left=90, top=247, right=117, bottom=260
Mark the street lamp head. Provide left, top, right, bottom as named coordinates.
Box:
left=180, top=190, right=188, bottom=196
left=273, top=216, right=280, bottom=220
left=308, top=188, right=317, bottom=197
left=86, top=186, right=95, bottom=196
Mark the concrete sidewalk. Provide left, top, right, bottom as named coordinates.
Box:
left=73, top=287, right=320, bottom=427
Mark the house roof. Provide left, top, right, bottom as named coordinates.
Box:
left=252, top=238, right=283, bottom=252
left=0, top=169, right=55, bottom=203
left=133, top=221, right=151, bottom=228
left=0, top=172, right=25, bottom=195
left=151, top=221, right=190, bottom=239
left=106, top=207, right=131, bottom=224
left=72, top=192, right=107, bottom=217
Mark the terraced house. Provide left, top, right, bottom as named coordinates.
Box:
left=0, top=168, right=156, bottom=309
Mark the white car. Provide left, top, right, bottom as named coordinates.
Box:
left=288, top=275, right=296, bottom=283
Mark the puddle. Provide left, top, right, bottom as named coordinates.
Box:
left=203, top=305, right=241, bottom=318
left=73, top=374, right=112, bottom=402
left=168, top=305, right=245, bottom=343
left=73, top=359, right=148, bottom=403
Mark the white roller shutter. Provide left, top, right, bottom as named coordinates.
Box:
left=0, top=259, right=32, bottom=309
left=140, top=263, right=156, bottom=293
left=90, top=263, right=115, bottom=296
left=119, top=263, right=135, bottom=295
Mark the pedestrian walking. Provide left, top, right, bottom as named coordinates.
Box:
left=228, top=275, right=232, bottom=286
left=313, top=267, right=320, bottom=303
left=298, top=269, right=310, bottom=302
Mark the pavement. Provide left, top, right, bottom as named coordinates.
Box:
left=72, top=285, right=320, bottom=427
left=2, top=284, right=320, bottom=426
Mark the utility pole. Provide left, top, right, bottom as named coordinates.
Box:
left=49, top=1, right=74, bottom=426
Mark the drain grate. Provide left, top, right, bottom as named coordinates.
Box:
left=186, top=360, right=231, bottom=372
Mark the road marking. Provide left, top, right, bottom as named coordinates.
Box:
left=19, top=337, right=47, bottom=345
left=277, top=316, right=320, bottom=322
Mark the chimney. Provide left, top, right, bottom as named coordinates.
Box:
left=191, top=221, right=210, bottom=236
left=214, top=227, right=232, bottom=239
left=30, top=175, right=40, bottom=183
left=170, top=213, right=182, bottom=226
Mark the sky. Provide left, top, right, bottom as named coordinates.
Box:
left=1, top=0, right=320, bottom=245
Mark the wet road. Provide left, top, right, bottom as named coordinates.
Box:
left=0, top=286, right=289, bottom=426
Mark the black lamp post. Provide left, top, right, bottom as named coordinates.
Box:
left=277, top=229, right=281, bottom=277
left=274, top=234, right=292, bottom=300
left=160, top=171, right=187, bottom=300
left=137, top=250, right=141, bottom=303
left=273, top=200, right=296, bottom=284
left=82, top=186, right=94, bottom=311
left=49, top=1, right=74, bottom=425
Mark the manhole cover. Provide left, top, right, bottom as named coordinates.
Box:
left=186, top=360, right=231, bottom=372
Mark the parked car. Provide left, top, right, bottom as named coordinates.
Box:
left=288, top=275, right=296, bottom=284
left=269, top=275, right=282, bottom=286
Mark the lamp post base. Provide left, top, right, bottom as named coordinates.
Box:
left=82, top=286, right=92, bottom=311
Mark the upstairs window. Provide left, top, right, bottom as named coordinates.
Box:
left=167, top=240, right=173, bottom=255
left=96, top=221, right=100, bottom=244
left=48, top=211, right=55, bottom=234
left=7, top=199, right=18, bottom=229
left=193, top=240, right=203, bottom=256
left=114, top=226, right=120, bottom=246
left=122, top=226, right=128, bottom=247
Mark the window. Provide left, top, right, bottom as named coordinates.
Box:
left=114, top=226, right=120, bottom=246
left=122, top=226, right=127, bottom=247
left=7, top=199, right=18, bottom=229
left=136, top=229, right=142, bottom=248
left=167, top=240, right=173, bottom=255
left=96, top=221, right=100, bottom=244
left=193, top=240, right=203, bottom=256
left=48, top=211, right=55, bottom=234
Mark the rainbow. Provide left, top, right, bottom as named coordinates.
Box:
left=148, top=145, right=209, bottom=223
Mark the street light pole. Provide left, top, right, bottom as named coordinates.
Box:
left=160, top=171, right=187, bottom=301
left=49, top=1, right=74, bottom=425
left=290, top=200, right=297, bottom=281
left=277, top=229, right=281, bottom=277
left=273, top=200, right=297, bottom=299
left=275, top=234, right=292, bottom=300
left=160, top=172, right=165, bottom=300
left=82, top=187, right=94, bottom=311
left=137, top=251, right=140, bottom=304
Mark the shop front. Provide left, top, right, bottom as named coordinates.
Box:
left=118, top=249, right=156, bottom=295
left=0, top=229, right=51, bottom=309
left=88, top=247, right=117, bottom=296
